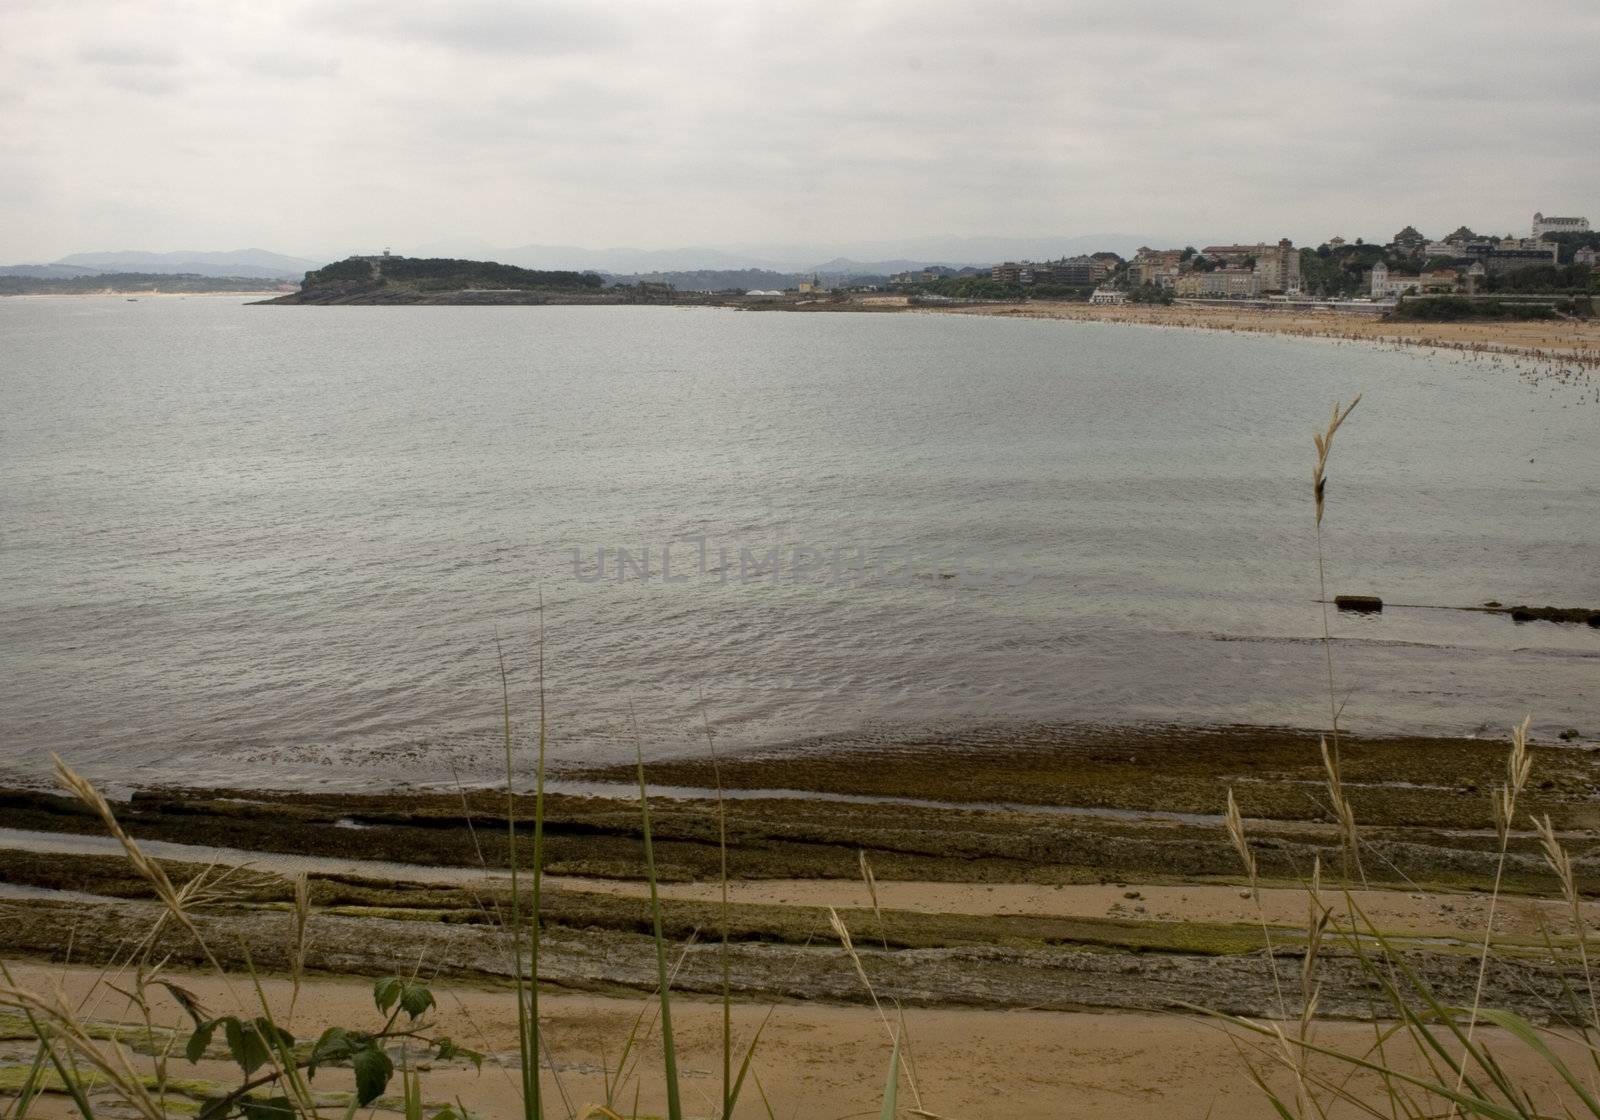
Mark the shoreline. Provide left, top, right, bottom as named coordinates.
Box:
left=29, top=286, right=1600, bottom=367
left=907, top=295, right=1600, bottom=366
left=253, top=287, right=1600, bottom=367
left=3, top=724, right=1596, bottom=1025
left=0, top=289, right=286, bottom=299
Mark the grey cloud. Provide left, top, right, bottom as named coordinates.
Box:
left=0, top=0, right=1595, bottom=261
left=236, top=52, right=342, bottom=81
left=319, top=0, right=629, bottom=56
left=78, top=42, right=182, bottom=68
left=100, top=70, right=183, bottom=96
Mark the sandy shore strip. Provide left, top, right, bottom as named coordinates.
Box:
left=7, top=963, right=1595, bottom=1120
left=842, top=293, right=1600, bottom=367
left=5, top=823, right=1590, bottom=938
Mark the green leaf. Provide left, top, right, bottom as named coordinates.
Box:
left=374, top=977, right=435, bottom=1021
left=433, top=1037, right=484, bottom=1070
left=252, top=1017, right=295, bottom=1051
left=242, top=1097, right=296, bottom=1120
left=352, top=1045, right=394, bottom=1106
left=399, top=983, right=436, bottom=1021
left=223, top=1017, right=271, bottom=1076
left=186, top=1018, right=221, bottom=1064
left=878, top=1027, right=901, bottom=1120
left=373, top=977, right=404, bottom=1015
left=309, top=1027, right=363, bottom=1075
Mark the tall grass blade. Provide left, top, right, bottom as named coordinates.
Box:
left=634, top=733, right=683, bottom=1120
left=403, top=1064, right=423, bottom=1120
left=878, top=1026, right=901, bottom=1120
left=530, top=598, right=551, bottom=1118
left=697, top=690, right=734, bottom=1119
left=9, top=1040, right=49, bottom=1120
left=496, top=634, right=542, bottom=1120
left=1473, top=1008, right=1600, bottom=1116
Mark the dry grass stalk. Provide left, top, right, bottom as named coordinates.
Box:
left=1301, top=856, right=1326, bottom=1018
left=48, top=757, right=313, bottom=1116
left=1223, top=789, right=1288, bottom=1023
left=1494, top=715, right=1533, bottom=846
left=1320, top=736, right=1363, bottom=882
left=0, top=981, right=166, bottom=1120
left=1532, top=812, right=1597, bottom=1030
left=859, top=849, right=889, bottom=951
left=52, top=755, right=192, bottom=933
left=1309, top=398, right=1363, bottom=889
left=1311, top=396, right=1361, bottom=528
left=1532, top=813, right=1578, bottom=917
left=826, top=907, right=923, bottom=1111
left=827, top=907, right=881, bottom=1025
left=1225, top=789, right=1258, bottom=890
left=288, top=871, right=311, bottom=1022
left=1222, top=787, right=1312, bottom=1113
left=1455, top=715, right=1535, bottom=1093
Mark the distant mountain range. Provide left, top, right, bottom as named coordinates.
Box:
left=0, top=263, right=106, bottom=279
left=48, top=249, right=326, bottom=280
left=4, top=235, right=1162, bottom=285
left=412, top=233, right=1157, bottom=275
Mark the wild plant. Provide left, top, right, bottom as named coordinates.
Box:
left=1218, top=398, right=1597, bottom=1118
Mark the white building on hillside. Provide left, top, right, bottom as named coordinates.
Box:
left=1532, top=212, right=1589, bottom=238
left=1370, top=262, right=1459, bottom=298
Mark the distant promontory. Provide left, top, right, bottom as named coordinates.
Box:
left=258, top=253, right=625, bottom=305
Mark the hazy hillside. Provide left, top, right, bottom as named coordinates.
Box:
left=52, top=248, right=325, bottom=279
left=0, top=263, right=104, bottom=279
left=0, top=272, right=286, bottom=294
left=413, top=234, right=1158, bottom=274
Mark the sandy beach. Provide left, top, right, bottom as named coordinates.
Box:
left=833, top=294, right=1600, bottom=367
left=9, top=963, right=1596, bottom=1120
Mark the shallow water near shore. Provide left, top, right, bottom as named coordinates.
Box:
left=1, top=297, right=1596, bottom=788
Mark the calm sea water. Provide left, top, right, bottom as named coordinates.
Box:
left=1, top=297, right=1595, bottom=790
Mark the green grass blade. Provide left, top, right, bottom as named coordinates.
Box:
left=635, top=738, right=683, bottom=1120
left=1201, top=1011, right=1529, bottom=1120
left=879, top=1027, right=901, bottom=1120
left=496, top=635, right=541, bottom=1120
left=530, top=601, right=551, bottom=1119
left=727, top=1004, right=777, bottom=1115
left=698, top=691, right=733, bottom=1120
left=403, top=1065, right=422, bottom=1120
left=10, top=1040, right=49, bottom=1120
left=1473, top=1008, right=1600, bottom=1117
left=531, top=598, right=550, bottom=1113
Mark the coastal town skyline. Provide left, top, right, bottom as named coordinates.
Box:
left=5, top=205, right=1594, bottom=280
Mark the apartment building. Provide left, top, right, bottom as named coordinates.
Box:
left=1175, top=268, right=1260, bottom=297
left=1132, top=247, right=1185, bottom=287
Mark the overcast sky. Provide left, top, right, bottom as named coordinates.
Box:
left=2, top=0, right=1597, bottom=263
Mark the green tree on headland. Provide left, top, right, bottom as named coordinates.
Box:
left=299, top=255, right=604, bottom=294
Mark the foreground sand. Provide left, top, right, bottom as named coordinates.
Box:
left=7, top=727, right=1598, bottom=1115
left=8, top=963, right=1591, bottom=1120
